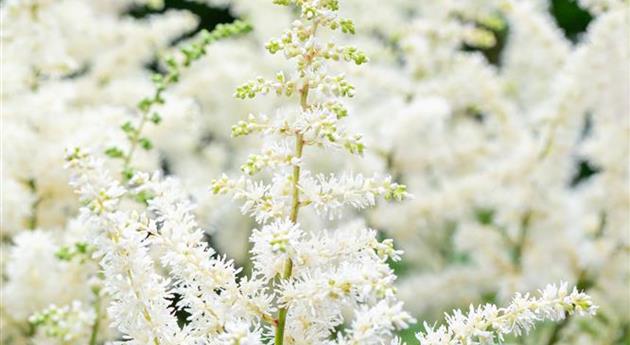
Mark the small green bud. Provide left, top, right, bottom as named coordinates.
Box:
left=151, top=74, right=165, bottom=91
left=333, top=77, right=355, bottom=98
left=139, top=138, right=153, bottom=150
left=137, top=98, right=153, bottom=113
left=266, top=40, right=283, bottom=54
left=232, top=121, right=253, bottom=137
left=344, top=137, right=365, bottom=155
left=55, top=242, right=91, bottom=261
left=121, top=121, right=136, bottom=134
left=343, top=47, right=368, bottom=65
left=150, top=113, right=162, bottom=124
left=211, top=175, right=231, bottom=194
left=340, top=19, right=356, bottom=34
left=105, top=147, right=124, bottom=159
left=135, top=190, right=154, bottom=205
left=75, top=242, right=89, bottom=254
left=55, top=246, right=73, bottom=261
left=199, top=29, right=214, bottom=44
left=303, top=6, right=317, bottom=20
left=320, top=121, right=338, bottom=142
left=384, top=183, right=408, bottom=202
left=328, top=102, right=348, bottom=119
left=276, top=72, right=286, bottom=83
left=235, top=80, right=264, bottom=99
left=165, top=56, right=177, bottom=69
left=122, top=167, right=134, bottom=181
left=241, top=154, right=265, bottom=175
left=323, top=0, right=339, bottom=11
left=352, top=51, right=368, bottom=65
left=64, top=147, right=86, bottom=162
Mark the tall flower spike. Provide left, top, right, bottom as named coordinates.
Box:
left=213, top=1, right=411, bottom=344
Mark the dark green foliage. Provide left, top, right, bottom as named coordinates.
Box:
left=550, top=0, right=593, bottom=42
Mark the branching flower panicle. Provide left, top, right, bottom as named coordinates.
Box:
left=105, top=20, right=252, bottom=179
left=212, top=0, right=413, bottom=344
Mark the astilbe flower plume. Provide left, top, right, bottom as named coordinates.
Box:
left=212, top=0, right=413, bottom=343
left=59, top=1, right=598, bottom=345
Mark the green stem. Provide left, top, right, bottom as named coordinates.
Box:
left=545, top=318, right=568, bottom=345
left=89, top=293, right=101, bottom=345
left=123, top=112, right=149, bottom=172
left=274, top=258, right=294, bottom=345
left=274, top=84, right=309, bottom=345
left=26, top=178, right=40, bottom=230
left=272, top=14, right=320, bottom=344
left=289, top=135, right=305, bottom=224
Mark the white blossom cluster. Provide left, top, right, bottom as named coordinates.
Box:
left=1, top=0, right=622, bottom=344
left=416, top=282, right=597, bottom=345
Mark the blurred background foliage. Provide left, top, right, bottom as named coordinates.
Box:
left=128, top=0, right=593, bottom=44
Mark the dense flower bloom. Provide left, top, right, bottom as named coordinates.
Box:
left=2, top=1, right=618, bottom=344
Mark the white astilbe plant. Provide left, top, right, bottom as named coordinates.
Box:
left=2, top=1, right=606, bottom=345
left=68, top=0, right=595, bottom=344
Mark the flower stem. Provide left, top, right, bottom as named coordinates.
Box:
left=274, top=84, right=309, bottom=345
left=26, top=178, right=40, bottom=230
left=123, top=112, right=148, bottom=172
left=274, top=257, right=293, bottom=345
left=290, top=134, right=305, bottom=224
left=89, top=292, right=101, bottom=345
